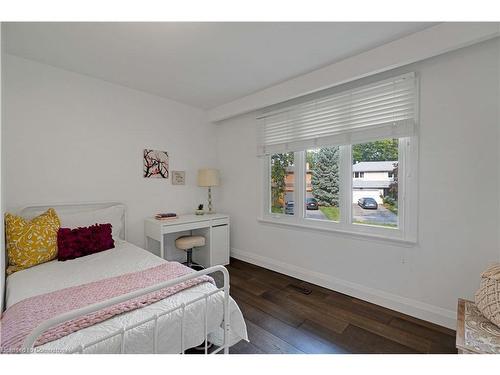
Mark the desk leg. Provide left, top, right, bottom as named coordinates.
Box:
left=160, top=234, right=164, bottom=259
left=145, top=235, right=165, bottom=259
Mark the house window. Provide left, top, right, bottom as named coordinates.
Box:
left=270, top=152, right=294, bottom=215
left=258, top=73, right=418, bottom=242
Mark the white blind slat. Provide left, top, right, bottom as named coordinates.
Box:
left=262, top=103, right=414, bottom=137
left=263, top=97, right=414, bottom=133
left=257, top=73, right=416, bottom=155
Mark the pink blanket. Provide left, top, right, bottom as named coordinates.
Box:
left=0, top=262, right=214, bottom=353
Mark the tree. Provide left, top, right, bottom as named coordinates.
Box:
left=388, top=164, right=398, bottom=200
left=311, top=147, right=340, bottom=206
left=352, top=139, right=398, bottom=163
left=306, top=151, right=316, bottom=170
left=270, top=152, right=294, bottom=208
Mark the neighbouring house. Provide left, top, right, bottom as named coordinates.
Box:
left=283, top=161, right=397, bottom=205
left=283, top=165, right=313, bottom=204
left=352, top=161, right=397, bottom=203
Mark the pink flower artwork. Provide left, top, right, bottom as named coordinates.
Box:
left=143, top=149, right=169, bottom=178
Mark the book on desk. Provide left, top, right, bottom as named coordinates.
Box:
left=155, top=213, right=178, bottom=221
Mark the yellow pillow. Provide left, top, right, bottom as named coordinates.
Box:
left=5, top=208, right=60, bottom=274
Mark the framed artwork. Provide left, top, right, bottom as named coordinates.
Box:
left=143, top=149, right=169, bottom=178
left=172, top=170, right=186, bottom=185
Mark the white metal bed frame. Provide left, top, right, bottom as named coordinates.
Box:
left=5, top=202, right=233, bottom=354
left=23, top=265, right=231, bottom=354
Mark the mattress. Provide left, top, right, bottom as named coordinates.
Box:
left=5, top=240, right=248, bottom=353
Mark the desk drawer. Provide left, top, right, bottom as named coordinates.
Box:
left=211, top=218, right=229, bottom=227
left=162, top=221, right=209, bottom=233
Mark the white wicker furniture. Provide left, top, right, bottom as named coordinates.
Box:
left=475, top=263, right=500, bottom=328
left=456, top=299, right=500, bottom=354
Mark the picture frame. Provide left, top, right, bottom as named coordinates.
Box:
left=171, top=170, right=186, bottom=185
left=143, top=149, right=169, bottom=178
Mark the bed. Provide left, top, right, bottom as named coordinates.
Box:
left=1, top=202, right=248, bottom=354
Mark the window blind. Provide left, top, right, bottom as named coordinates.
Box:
left=257, top=73, right=417, bottom=155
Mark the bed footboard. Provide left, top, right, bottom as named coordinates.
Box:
left=22, top=265, right=231, bottom=354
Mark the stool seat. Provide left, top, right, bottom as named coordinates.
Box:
left=175, top=235, right=206, bottom=250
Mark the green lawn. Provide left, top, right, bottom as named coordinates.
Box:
left=271, top=206, right=284, bottom=214
left=383, top=203, right=398, bottom=215
left=319, top=206, right=340, bottom=221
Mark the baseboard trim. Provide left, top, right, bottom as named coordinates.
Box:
left=230, top=248, right=457, bottom=330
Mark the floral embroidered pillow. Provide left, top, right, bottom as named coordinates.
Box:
left=5, top=208, right=61, bottom=274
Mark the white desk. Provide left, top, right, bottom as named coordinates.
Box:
left=144, top=214, right=230, bottom=267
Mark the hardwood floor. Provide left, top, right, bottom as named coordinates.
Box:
left=224, top=258, right=457, bottom=354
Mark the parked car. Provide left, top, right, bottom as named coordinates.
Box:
left=358, top=197, right=378, bottom=209
left=305, top=197, right=319, bottom=210
left=285, top=201, right=294, bottom=215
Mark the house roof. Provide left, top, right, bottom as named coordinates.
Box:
left=352, top=180, right=392, bottom=189
left=352, top=161, right=397, bottom=172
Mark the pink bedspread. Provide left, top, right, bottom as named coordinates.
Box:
left=0, top=262, right=213, bottom=353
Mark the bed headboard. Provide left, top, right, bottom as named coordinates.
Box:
left=2, top=202, right=127, bottom=312
left=19, top=202, right=127, bottom=240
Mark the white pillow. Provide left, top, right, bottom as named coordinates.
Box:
left=58, top=205, right=124, bottom=241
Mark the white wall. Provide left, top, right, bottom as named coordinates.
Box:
left=215, top=38, right=500, bottom=328
left=4, top=55, right=217, bottom=249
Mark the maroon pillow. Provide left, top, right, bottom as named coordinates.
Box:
left=57, top=223, right=115, bottom=261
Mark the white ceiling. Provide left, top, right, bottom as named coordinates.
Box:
left=5, top=22, right=436, bottom=109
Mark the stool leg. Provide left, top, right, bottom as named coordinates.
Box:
left=186, top=248, right=193, bottom=267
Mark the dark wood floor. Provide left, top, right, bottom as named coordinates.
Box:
left=225, top=258, right=457, bottom=354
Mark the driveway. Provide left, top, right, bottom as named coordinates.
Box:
left=303, top=205, right=397, bottom=225
left=305, top=209, right=327, bottom=220
left=352, top=203, right=397, bottom=226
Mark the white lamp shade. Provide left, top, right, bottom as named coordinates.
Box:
left=197, top=168, right=220, bottom=187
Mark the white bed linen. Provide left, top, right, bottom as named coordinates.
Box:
left=5, top=240, right=247, bottom=353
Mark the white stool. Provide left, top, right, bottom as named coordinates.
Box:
left=175, top=235, right=206, bottom=269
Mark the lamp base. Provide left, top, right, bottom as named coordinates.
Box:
left=207, top=187, right=216, bottom=214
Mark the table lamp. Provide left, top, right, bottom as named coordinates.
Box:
left=197, top=168, right=220, bottom=214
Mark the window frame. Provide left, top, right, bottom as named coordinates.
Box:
left=260, top=136, right=418, bottom=244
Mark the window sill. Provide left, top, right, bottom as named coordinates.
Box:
left=257, top=216, right=417, bottom=247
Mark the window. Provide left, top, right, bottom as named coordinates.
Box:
left=259, top=73, right=418, bottom=242
left=352, top=139, right=398, bottom=228
left=264, top=139, right=415, bottom=241
left=270, top=152, right=294, bottom=215
left=305, top=147, right=340, bottom=221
